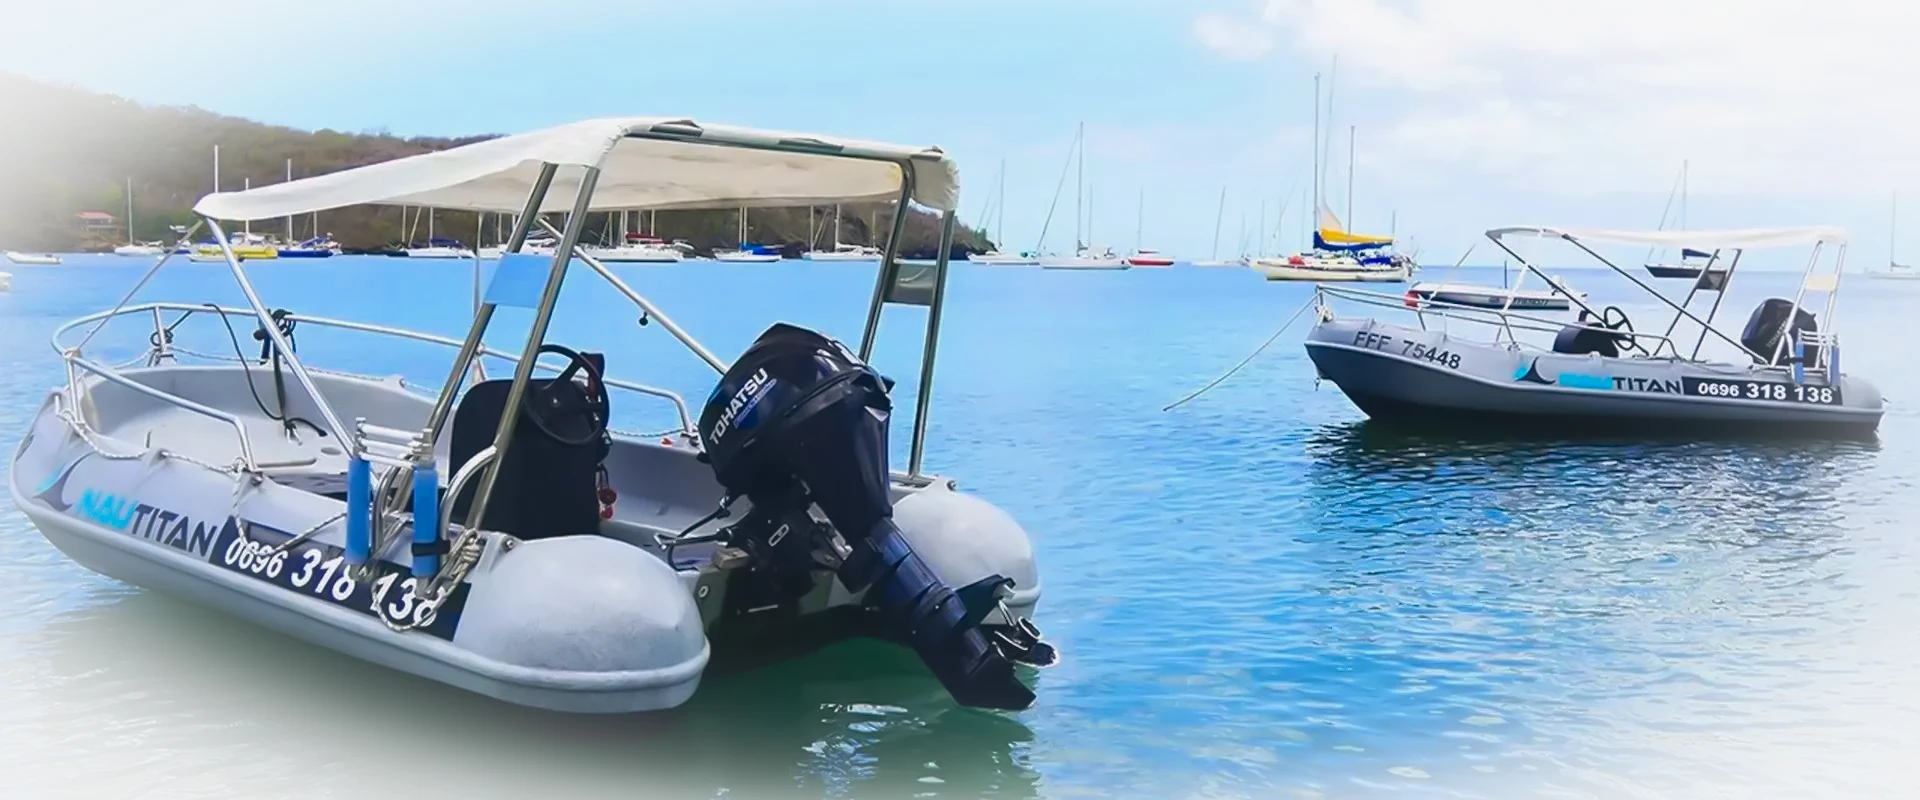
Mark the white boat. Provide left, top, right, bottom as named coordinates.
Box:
left=1253, top=253, right=1406, bottom=282
left=5, top=251, right=61, bottom=266
left=1192, top=259, right=1245, bottom=267
left=802, top=243, right=882, bottom=262
left=801, top=205, right=880, bottom=261
left=407, top=237, right=474, bottom=259
left=0, top=270, right=11, bottom=291
left=11, top=115, right=1053, bottom=716
left=971, top=251, right=1039, bottom=266
left=715, top=204, right=781, bottom=262
left=1304, top=225, right=1882, bottom=437
left=1122, top=190, right=1175, bottom=267
left=1039, top=246, right=1128, bottom=270
left=585, top=235, right=684, bottom=263
left=1872, top=192, right=1920, bottom=279
left=114, top=179, right=167, bottom=257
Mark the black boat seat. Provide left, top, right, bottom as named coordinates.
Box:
left=1551, top=321, right=1620, bottom=358
left=447, top=375, right=608, bottom=541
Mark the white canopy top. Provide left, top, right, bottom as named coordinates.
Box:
left=1487, top=226, right=1849, bottom=250
left=192, top=117, right=960, bottom=222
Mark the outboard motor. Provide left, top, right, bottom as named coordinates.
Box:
left=1741, top=298, right=1817, bottom=365
left=698, top=323, right=1042, bottom=711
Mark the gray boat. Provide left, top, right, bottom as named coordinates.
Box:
left=1304, top=225, right=1883, bottom=436
left=8, top=117, right=1055, bottom=714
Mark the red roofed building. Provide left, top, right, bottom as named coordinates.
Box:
left=76, top=211, right=118, bottom=233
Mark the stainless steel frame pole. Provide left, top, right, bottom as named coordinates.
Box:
left=907, top=211, right=957, bottom=478
left=463, top=167, right=601, bottom=530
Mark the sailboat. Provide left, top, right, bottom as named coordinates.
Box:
left=113, top=178, right=166, bottom=256
left=972, top=159, right=1038, bottom=265
left=405, top=209, right=474, bottom=258
left=1123, top=189, right=1174, bottom=266
left=1871, top=192, right=1920, bottom=280
left=801, top=204, right=881, bottom=261
left=1253, top=74, right=1406, bottom=282
left=1191, top=187, right=1239, bottom=267
left=714, top=205, right=781, bottom=262
left=1039, top=123, right=1127, bottom=270
left=1643, top=161, right=1714, bottom=280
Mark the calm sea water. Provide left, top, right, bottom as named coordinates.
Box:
left=3, top=256, right=1918, bottom=799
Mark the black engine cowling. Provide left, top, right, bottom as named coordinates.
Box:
left=697, top=323, right=1039, bottom=711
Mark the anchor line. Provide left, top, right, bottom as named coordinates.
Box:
left=1163, top=294, right=1319, bottom=411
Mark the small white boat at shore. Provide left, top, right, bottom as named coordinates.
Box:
left=585, top=235, right=685, bottom=263
left=970, top=251, right=1038, bottom=265
left=5, top=251, right=61, bottom=266
left=1039, top=246, right=1127, bottom=270
left=0, top=270, right=11, bottom=291
left=713, top=249, right=782, bottom=263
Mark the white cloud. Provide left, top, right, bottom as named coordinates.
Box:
left=1191, top=11, right=1275, bottom=61
left=1199, top=0, right=1920, bottom=196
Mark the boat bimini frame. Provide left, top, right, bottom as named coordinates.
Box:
left=1328, top=225, right=1851, bottom=369
left=24, top=117, right=1051, bottom=712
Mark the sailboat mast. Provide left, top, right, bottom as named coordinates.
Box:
left=1076, top=122, right=1085, bottom=248
left=1121, top=186, right=1136, bottom=251
left=1346, top=125, right=1355, bottom=230
left=1680, top=159, right=1688, bottom=230
left=997, top=158, right=1007, bottom=246
left=1312, top=73, right=1320, bottom=216
left=1258, top=200, right=1266, bottom=257
left=1211, top=186, right=1225, bottom=260
left=242, top=179, right=251, bottom=235
left=125, top=177, right=134, bottom=245
left=285, top=159, right=294, bottom=242
left=834, top=203, right=842, bottom=249
left=1893, top=191, right=1899, bottom=268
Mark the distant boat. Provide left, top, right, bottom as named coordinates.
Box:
left=406, top=237, right=473, bottom=259
left=972, top=251, right=1039, bottom=265
left=802, top=243, right=882, bottom=262
left=1040, top=246, right=1128, bottom=270
left=0, top=269, right=11, bottom=291
left=802, top=205, right=880, bottom=261
left=197, top=233, right=277, bottom=260
left=278, top=235, right=341, bottom=258
left=1124, top=249, right=1174, bottom=267
left=585, top=234, right=685, bottom=263
left=1123, top=190, right=1175, bottom=267
left=1872, top=192, right=1920, bottom=280
left=714, top=205, right=781, bottom=262
left=115, top=179, right=165, bottom=256
left=6, top=251, right=61, bottom=266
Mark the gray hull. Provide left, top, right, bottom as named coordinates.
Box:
left=10, top=365, right=1043, bottom=713
left=1305, top=318, right=1884, bottom=436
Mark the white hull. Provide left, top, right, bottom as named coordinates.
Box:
left=713, top=251, right=782, bottom=263
left=6, top=251, right=61, bottom=266
left=971, top=253, right=1038, bottom=266
left=1254, top=258, right=1408, bottom=282
left=406, top=247, right=474, bottom=259
left=186, top=253, right=228, bottom=263
left=1039, top=258, right=1128, bottom=269
left=801, top=250, right=880, bottom=262
left=114, top=245, right=166, bottom=257
left=1190, top=259, right=1244, bottom=267
left=1867, top=270, right=1920, bottom=280
left=584, top=246, right=683, bottom=263
left=0, top=270, right=11, bottom=291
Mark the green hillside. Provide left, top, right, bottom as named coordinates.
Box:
left=0, top=74, right=991, bottom=256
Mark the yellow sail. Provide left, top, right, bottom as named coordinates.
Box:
left=1314, top=202, right=1393, bottom=246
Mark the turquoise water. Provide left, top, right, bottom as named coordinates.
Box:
left=3, top=256, right=1919, bottom=798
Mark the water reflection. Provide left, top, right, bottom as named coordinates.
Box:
left=21, top=592, right=1038, bottom=799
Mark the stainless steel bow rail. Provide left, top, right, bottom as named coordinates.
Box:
left=51, top=302, right=703, bottom=446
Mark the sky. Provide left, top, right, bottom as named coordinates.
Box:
left=9, top=0, right=1920, bottom=269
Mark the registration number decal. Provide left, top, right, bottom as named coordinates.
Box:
left=210, top=521, right=469, bottom=640
left=1400, top=340, right=1462, bottom=370
left=1681, top=377, right=1843, bottom=405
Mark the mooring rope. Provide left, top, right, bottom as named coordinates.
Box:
left=1163, top=294, right=1319, bottom=412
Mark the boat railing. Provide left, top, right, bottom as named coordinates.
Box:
left=1315, top=284, right=1701, bottom=360
left=51, top=302, right=700, bottom=443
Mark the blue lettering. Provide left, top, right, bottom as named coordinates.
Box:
left=76, top=488, right=137, bottom=530
left=1558, top=373, right=1613, bottom=391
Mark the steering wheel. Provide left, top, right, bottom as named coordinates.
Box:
left=1598, top=305, right=1649, bottom=356
left=522, top=344, right=610, bottom=447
